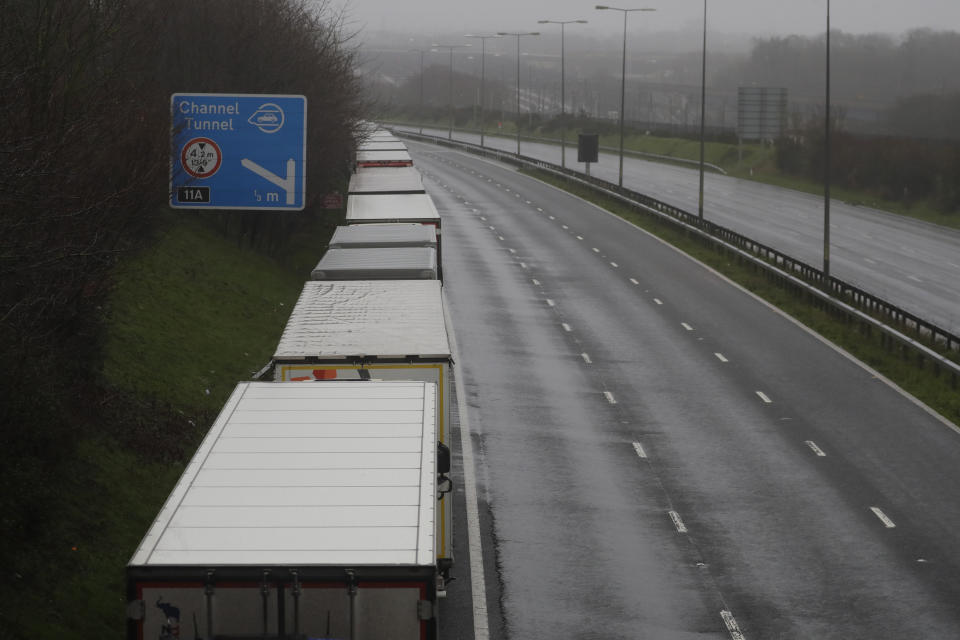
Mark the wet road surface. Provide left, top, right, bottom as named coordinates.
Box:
left=397, top=126, right=960, bottom=336
left=417, top=141, right=960, bottom=639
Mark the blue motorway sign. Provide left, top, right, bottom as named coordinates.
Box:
left=170, top=93, right=306, bottom=210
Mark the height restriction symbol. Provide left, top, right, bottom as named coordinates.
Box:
left=181, top=137, right=222, bottom=179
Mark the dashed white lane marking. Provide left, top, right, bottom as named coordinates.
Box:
left=488, top=225, right=495, bottom=230
left=630, top=278, right=639, bottom=285
left=756, top=391, right=773, bottom=403
left=714, top=353, right=729, bottom=362
left=498, top=236, right=504, bottom=241
left=525, top=200, right=531, bottom=204
left=548, top=215, right=556, bottom=220
left=603, top=391, right=617, bottom=404
left=632, top=442, right=647, bottom=458
left=581, top=352, right=592, bottom=364
left=536, top=207, right=543, bottom=212
left=721, top=610, right=746, bottom=640
left=592, top=247, right=600, bottom=253
left=480, top=216, right=487, bottom=221
left=520, top=262, right=528, bottom=269
left=681, top=322, right=694, bottom=331
left=610, top=262, right=619, bottom=268
left=805, top=440, right=827, bottom=457
left=908, top=275, right=923, bottom=283
left=576, top=235, right=584, bottom=240
left=532, top=279, right=541, bottom=286
left=669, top=510, right=688, bottom=533
left=508, top=248, right=516, bottom=254
left=653, top=298, right=663, bottom=305
left=546, top=298, right=555, bottom=307
left=562, top=224, right=569, bottom=230
left=870, top=507, right=896, bottom=528
left=562, top=323, right=573, bottom=332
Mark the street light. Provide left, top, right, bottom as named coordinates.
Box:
left=595, top=5, right=656, bottom=187
left=465, top=34, right=501, bottom=148
left=823, top=0, right=832, bottom=281
left=698, top=0, right=707, bottom=218
left=497, top=30, right=540, bottom=156
left=408, top=48, right=428, bottom=134
left=538, top=19, right=588, bottom=169
left=432, top=43, right=471, bottom=140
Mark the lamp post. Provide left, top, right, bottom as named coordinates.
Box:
left=538, top=19, right=587, bottom=169
left=432, top=43, right=471, bottom=140
left=408, top=48, right=427, bottom=134
left=497, top=31, right=540, bottom=156
left=595, top=5, right=655, bottom=187
left=823, top=0, right=832, bottom=282
left=465, top=34, right=501, bottom=148
left=698, top=0, right=707, bottom=218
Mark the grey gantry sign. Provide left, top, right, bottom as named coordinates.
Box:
left=737, top=87, right=787, bottom=142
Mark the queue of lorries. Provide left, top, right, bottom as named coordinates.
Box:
left=126, top=127, right=455, bottom=639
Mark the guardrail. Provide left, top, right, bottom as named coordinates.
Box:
left=388, top=123, right=728, bottom=174
left=394, top=128, right=960, bottom=386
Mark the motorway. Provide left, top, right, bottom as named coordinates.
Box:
left=397, top=125, right=960, bottom=336
left=415, top=140, right=960, bottom=638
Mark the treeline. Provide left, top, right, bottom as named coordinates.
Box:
left=777, top=118, right=960, bottom=214
left=0, top=1, right=364, bottom=635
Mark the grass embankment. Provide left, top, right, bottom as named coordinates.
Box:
left=525, top=168, right=960, bottom=427
left=7, top=212, right=338, bottom=638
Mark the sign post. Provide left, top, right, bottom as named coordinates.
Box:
left=170, top=93, right=307, bottom=210
left=578, top=133, right=599, bottom=177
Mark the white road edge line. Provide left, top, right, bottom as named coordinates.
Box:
left=721, top=610, right=746, bottom=640
left=632, top=441, right=647, bottom=458
left=870, top=507, right=896, bottom=528
left=669, top=510, right=688, bottom=533
left=805, top=440, right=827, bottom=457
left=441, top=292, right=490, bottom=640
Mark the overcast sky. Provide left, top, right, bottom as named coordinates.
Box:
left=340, top=0, right=960, bottom=38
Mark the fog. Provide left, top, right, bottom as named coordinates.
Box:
left=342, top=0, right=960, bottom=38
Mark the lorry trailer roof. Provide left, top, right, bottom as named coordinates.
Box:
left=128, top=381, right=438, bottom=568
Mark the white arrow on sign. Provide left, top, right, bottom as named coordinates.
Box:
left=241, top=158, right=296, bottom=205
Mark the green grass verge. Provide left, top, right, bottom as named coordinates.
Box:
left=524, top=167, right=960, bottom=426
left=101, top=216, right=316, bottom=410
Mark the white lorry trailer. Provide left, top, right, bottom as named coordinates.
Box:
left=126, top=380, right=448, bottom=640
left=347, top=167, right=424, bottom=195
left=310, top=247, right=438, bottom=281
left=269, top=280, right=454, bottom=566
left=327, top=223, right=437, bottom=250
left=356, top=149, right=414, bottom=168
left=344, top=194, right=442, bottom=278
